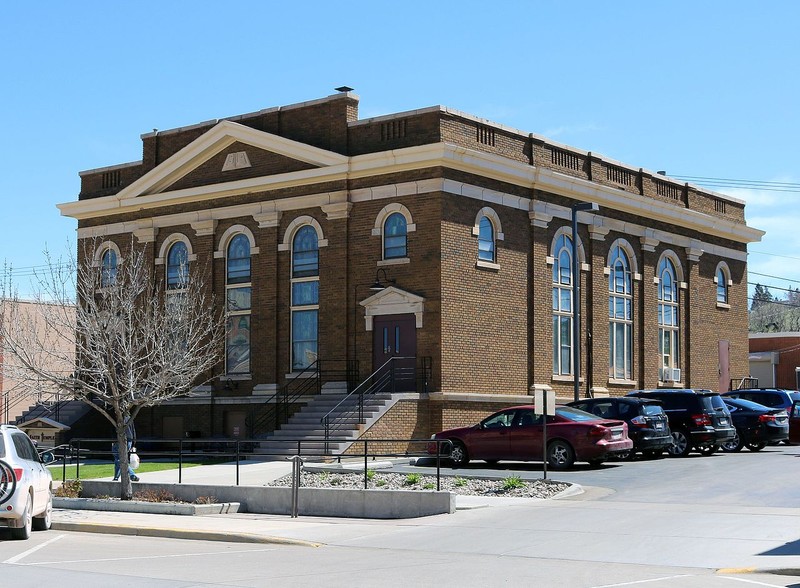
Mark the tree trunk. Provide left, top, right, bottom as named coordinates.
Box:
left=116, top=426, right=133, bottom=500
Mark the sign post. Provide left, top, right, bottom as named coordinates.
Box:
left=534, top=389, right=556, bottom=480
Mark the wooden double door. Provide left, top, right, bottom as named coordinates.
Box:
left=372, top=314, right=417, bottom=392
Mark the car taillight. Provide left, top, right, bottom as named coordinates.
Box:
left=630, top=416, right=647, bottom=427
left=758, top=414, right=776, bottom=423
left=588, top=424, right=607, bottom=438
left=691, top=414, right=712, bottom=426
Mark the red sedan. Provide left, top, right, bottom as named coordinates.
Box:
left=429, top=404, right=633, bottom=470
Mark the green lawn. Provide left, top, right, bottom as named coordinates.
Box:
left=48, top=460, right=218, bottom=481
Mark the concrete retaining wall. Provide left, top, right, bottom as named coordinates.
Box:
left=77, top=481, right=456, bottom=518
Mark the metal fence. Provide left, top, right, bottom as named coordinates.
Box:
left=49, top=437, right=454, bottom=491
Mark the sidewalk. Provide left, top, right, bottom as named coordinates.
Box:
left=52, top=459, right=555, bottom=546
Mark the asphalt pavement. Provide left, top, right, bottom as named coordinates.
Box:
left=48, top=447, right=800, bottom=578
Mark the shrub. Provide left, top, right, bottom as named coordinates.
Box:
left=453, top=476, right=467, bottom=487
left=366, top=469, right=376, bottom=481
left=422, top=483, right=435, bottom=490
left=404, top=473, right=421, bottom=486
left=194, top=496, right=217, bottom=504
left=133, top=488, right=178, bottom=503
left=54, top=479, right=81, bottom=498
left=502, top=475, right=525, bottom=491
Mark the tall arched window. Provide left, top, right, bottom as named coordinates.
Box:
left=383, top=213, right=407, bottom=259
left=291, top=225, right=319, bottom=370
left=716, top=266, right=729, bottom=304
left=226, top=234, right=251, bottom=375
left=552, top=234, right=573, bottom=376
left=166, top=241, right=189, bottom=290
left=100, top=248, right=117, bottom=288
left=478, top=216, right=495, bottom=262
left=609, top=245, right=633, bottom=380
left=658, top=256, right=680, bottom=381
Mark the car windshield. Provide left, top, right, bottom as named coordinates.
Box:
left=725, top=398, right=770, bottom=411
left=641, top=404, right=665, bottom=416
left=701, top=395, right=728, bottom=411
left=789, top=392, right=800, bottom=403
left=556, top=406, right=602, bottom=422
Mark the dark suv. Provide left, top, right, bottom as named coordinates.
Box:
left=567, top=397, right=672, bottom=458
left=627, top=389, right=735, bottom=456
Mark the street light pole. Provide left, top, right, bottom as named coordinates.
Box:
left=571, top=201, right=599, bottom=402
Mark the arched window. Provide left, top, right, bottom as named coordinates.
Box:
left=225, top=234, right=251, bottom=375
left=383, top=213, right=407, bottom=260
left=609, top=244, right=633, bottom=380
left=716, top=265, right=729, bottom=304
left=658, top=256, right=680, bottom=381
left=166, top=241, right=189, bottom=290
left=100, top=248, right=117, bottom=288
left=552, top=233, right=573, bottom=376
left=478, top=216, right=495, bottom=262
left=291, top=225, right=319, bottom=370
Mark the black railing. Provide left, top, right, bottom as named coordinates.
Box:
left=246, top=359, right=358, bottom=438
left=50, top=436, right=453, bottom=491
left=730, top=377, right=758, bottom=390
left=321, top=356, right=417, bottom=452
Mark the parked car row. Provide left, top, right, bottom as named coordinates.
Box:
left=429, top=388, right=794, bottom=470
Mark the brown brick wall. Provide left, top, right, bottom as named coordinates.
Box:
left=440, top=193, right=529, bottom=394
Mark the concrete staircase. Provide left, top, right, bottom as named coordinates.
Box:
left=253, top=387, right=396, bottom=458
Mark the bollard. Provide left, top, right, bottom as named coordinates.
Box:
left=287, top=455, right=304, bottom=518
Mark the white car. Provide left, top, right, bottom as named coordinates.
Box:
left=0, top=425, right=54, bottom=539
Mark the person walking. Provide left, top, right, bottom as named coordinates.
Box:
left=112, top=416, right=139, bottom=482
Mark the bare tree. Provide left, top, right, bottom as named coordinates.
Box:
left=0, top=240, right=223, bottom=499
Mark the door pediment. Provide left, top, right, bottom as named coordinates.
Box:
left=360, top=286, right=424, bottom=330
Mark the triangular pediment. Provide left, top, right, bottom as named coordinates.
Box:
left=116, top=120, right=348, bottom=199
left=17, top=416, right=70, bottom=430
left=361, top=286, right=425, bottom=329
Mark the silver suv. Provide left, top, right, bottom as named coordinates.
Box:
left=0, top=425, right=54, bottom=539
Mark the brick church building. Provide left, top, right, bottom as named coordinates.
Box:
left=58, top=90, right=763, bottom=446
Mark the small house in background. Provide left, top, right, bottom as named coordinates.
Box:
left=16, top=416, right=69, bottom=447
left=749, top=332, right=800, bottom=390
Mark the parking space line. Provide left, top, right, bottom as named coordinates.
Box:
left=717, top=577, right=790, bottom=587
left=3, top=534, right=66, bottom=565
left=23, top=546, right=279, bottom=566
left=591, top=576, right=691, bottom=587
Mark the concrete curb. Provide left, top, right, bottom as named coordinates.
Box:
left=717, top=567, right=800, bottom=576
left=50, top=521, right=321, bottom=547
left=54, top=497, right=241, bottom=516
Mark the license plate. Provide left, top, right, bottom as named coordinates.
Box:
left=655, top=422, right=664, bottom=430
left=719, top=418, right=728, bottom=426
left=612, top=430, right=622, bottom=439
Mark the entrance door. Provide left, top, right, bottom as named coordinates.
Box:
left=373, top=314, right=417, bottom=392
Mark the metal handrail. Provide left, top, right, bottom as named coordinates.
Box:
left=321, top=356, right=414, bottom=452
left=57, top=436, right=453, bottom=490
left=247, top=359, right=359, bottom=437
left=247, top=360, right=321, bottom=437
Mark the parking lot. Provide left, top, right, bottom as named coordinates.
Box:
left=3, top=443, right=800, bottom=587
left=402, top=441, right=800, bottom=507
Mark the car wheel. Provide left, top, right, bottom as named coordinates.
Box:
left=11, top=493, right=32, bottom=540
left=0, top=459, right=17, bottom=506
left=32, top=491, right=52, bottom=532
left=547, top=440, right=575, bottom=470
left=746, top=441, right=766, bottom=452
left=449, top=441, right=470, bottom=466
left=667, top=430, right=692, bottom=457
left=615, top=450, right=633, bottom=461
left=721, top=430, right=744, bottom=453
left=698, top=444, right=719, bottom=456
left=643, top=449, right=664, bottom=459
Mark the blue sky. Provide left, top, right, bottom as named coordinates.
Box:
left=2, top=2, right=798, bottom=300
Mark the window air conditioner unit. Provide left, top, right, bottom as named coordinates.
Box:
left=661, top=367, right=681, bottom=382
